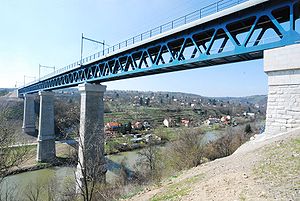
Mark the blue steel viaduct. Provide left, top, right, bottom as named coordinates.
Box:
left=18, top=0, right=300, bottom=186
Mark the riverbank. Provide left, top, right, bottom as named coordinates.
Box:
left=6, top=143, right=76, bottom=177
left=6, top=126, right=224, bottom=178
left=6, top=138, right=168, bottom=177
left=1, top=147, right=145, bottom=200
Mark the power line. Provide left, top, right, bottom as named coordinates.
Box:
left=80, top=33, right=109, bottom=66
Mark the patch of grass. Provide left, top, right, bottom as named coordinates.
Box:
left=120, top=186, right=144, bottom=200
left=254, top=138, right=300, bottom=177
left=36, top=162, right=50, bottom=168
left=153, top=127, right=177, bottom=141
left=200, top=124, right=222, bottom=132
left=151, top=187, right=189, bottom=201
left=294, top=138, right=300, bottom=145
left=239, top=193, right=246, bottom=201
left=253, top=137, right=300, bottom=198
left=150, top=174, right=204, bottom=201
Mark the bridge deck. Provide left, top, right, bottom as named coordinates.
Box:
left=18, top=0, right=300, bottom=95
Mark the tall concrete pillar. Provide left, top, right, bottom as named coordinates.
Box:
left=76, top=83, right=107, bottom=190
left=22, top=94, right=36, bottom=134
left=37, top=91, right=56, bottom=162
left=264, top=44, right=300, bottom=135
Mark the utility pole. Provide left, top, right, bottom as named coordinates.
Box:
left=80, top=33, right=109, bottom=66
left=23, top=75, right=36, bottom=86
left=39, top=64, right=55, bottom=81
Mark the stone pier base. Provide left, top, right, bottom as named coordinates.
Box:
left=76, top=83, right=107, bottom=192
left=264, top=44, right=300, bottom=134
left=37, top=91, right=56, bottom=162
left=22, top=94, right=36, bottom=134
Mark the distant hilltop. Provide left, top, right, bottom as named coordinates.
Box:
left=0, top=88, right=17, bottom=98
left=0, top=87, right=267, bottom=107
left=53, top=88, right=267, bottom=107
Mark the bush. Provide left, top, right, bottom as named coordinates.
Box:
left=204, top=127, right=250, bottom=160
left=136, top=141, right=163, bottom=183
left=54, top=99, right=80, bottom=139
left=165, top=129, right=205, bottom=171
left=244, top=124, right=252, bottom=134
left=0, top=100, right=23, bottom=121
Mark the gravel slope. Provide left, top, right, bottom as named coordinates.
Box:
left=127, top=128, right=300, bottom=201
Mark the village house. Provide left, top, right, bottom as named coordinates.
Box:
left=133, top=121, right=144, bottom=130
left=105, top=130, right=116, bottom=139
left=243, top=112, right=255, bottom=117
left=220, top=115, right=231, bottom=125
left=143, top=121, right=151, bottom=129
left=144, top=134, right=161, bottom=143
left=181, top=119, right=190, bottom=127
left=105, top=122, right=122, bottom=131
left=163, top=118, right=175, bottom=128
left=204, top=117, right=220, bottom=126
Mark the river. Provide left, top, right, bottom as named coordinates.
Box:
left=0, top=130, right=221, bottom=198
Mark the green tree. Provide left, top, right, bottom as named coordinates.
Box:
left=145, top=98, right=150, bottom=106
left=126, top=122, right=132, bottom=133
left=244, top=124, right=252, bottom=134
left=139, top=97, right=143, bottom=106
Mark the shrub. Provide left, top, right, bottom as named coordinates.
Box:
left=166, top=129, right=205, bottom=171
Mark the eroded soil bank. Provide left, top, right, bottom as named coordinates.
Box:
left=126, top=129, right=300, bottom=201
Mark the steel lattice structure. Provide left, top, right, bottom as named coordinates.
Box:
left=18, top=0, right=300, bottom=96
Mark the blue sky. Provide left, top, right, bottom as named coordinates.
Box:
left=0, top=0, right=267, bottom=97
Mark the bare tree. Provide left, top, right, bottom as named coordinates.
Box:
left=24, top=181, right=43, bottom=201
left=54, top=98, right=80, bottom=139
left=45, top=179, right=58, bottom=201
left=0, top=107, right=30, bottom=199
left=204, top=127, right=246, bottom=160
left=137, top=139, right=162, bottom=183
left=0, top=181, right=18, bottom=201
left=75, top=123, right=107, bottom=201
left=168, top=129, right=205, bottom=170
left=60, top=178, right=77, bottom=201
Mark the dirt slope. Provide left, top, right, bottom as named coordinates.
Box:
left=127, top=129, right=300, bottom=201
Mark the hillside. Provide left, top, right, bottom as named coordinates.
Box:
left=56, top=89, right=267, bottom=126
left=0, top=88, right=16, bottom=97
left=126, top=129, right=300, bottom=201
left=55, top=88, right=267, bottom=107
left=0, top=90, right=267, bottom=144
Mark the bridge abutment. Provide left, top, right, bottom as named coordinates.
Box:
left=264, top=44, right=300, bottom=134
left=37, top=91, right=56, bottom=162
left=22, top=94, right=36, bottom=134
left=76, top=83, right=107, bottom=191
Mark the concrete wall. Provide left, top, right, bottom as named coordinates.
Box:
left=264, top=44, right=300, bottom=134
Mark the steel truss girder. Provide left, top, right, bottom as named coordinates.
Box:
left=19, top=0, right=300, bottom=95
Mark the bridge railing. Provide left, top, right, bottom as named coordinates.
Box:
left=27, top=0, right=249, bottom=86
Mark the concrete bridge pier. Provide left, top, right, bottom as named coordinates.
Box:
left=22, top=94, right=36, bottom=134
left=264, top=44, right=300, bottom=134
left=37, top=91, right=56, bottom=162
left=76, top=83, right=107, bottom=190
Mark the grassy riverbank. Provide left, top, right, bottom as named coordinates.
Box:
left=6, top=143, right=76, bottom=176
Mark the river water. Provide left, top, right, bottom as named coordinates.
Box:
left=1, top=130, right=221, bottom=197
